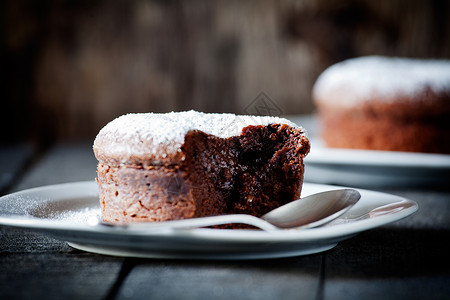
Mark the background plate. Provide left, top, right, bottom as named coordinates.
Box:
left=304, top=139, right=450, bottom=187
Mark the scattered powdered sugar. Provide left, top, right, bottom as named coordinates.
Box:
left=25, top=196, right=101, bottom=223
left=313, top=56, right=450, bottom=105
left=45, top=207, right=100, bottom=223
left=94, top=110, right=302, bottom=161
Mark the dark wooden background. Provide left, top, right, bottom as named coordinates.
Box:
left=2, top=0, right=450, bottom=144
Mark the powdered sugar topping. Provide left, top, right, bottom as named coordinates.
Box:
left=313, top=56, right=450, bottom=105
left=93, top=110, right=302, bottom=164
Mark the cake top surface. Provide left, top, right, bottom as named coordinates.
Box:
left=93, top=110, right=304, bottom=165
left=313, top=56, right=450, bottom=106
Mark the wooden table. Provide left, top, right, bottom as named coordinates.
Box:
left=1, top=119, right=450, bottom=300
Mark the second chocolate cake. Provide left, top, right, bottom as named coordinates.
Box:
left=93, top=110, right=310, bottom=225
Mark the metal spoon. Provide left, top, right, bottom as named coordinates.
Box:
left=91, top=189, right=360, bottom=232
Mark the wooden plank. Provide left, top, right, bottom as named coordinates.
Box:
left=321, top=222, right=450, bottom=299
left=114, top=255, right=323, bottom=300
left=0, top=228, right=124, bottom=300
left=322, top=275, right=450, bottom=300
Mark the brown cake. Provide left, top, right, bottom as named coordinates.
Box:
left=313, top=56, right=450, bottom=154
left=93, top=110, right=310, bottom=224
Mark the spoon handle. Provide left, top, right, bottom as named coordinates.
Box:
left=95, top=214, right=279, bottom=232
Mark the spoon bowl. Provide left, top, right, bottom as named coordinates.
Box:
left=92, top=189, right=361, bottom=232
left=261, top=189, right=361, bottom=229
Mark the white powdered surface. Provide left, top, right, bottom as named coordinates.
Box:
left=313, top=56, right=450, bottom=105
left=93, top=110, right=303, bottom=163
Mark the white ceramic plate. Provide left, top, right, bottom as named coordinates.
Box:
left=304, top=139, right=450, bottom=187
left=0, top=181, right=417, bottom=260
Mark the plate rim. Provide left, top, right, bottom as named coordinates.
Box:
left=0, top=181, right=418, bottom=244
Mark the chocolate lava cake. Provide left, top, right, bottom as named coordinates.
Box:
left=313, top=56, right=450, bottom=153
left=93, top=110, right=310, bottom=224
